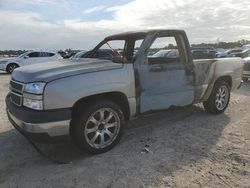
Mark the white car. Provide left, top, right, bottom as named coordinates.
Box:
left=0, top=51, right=62, bottom=73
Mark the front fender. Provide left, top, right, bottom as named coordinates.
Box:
left=43, top=67, right=135, bottom=110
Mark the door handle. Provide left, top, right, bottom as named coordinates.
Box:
left=150, top=65, right=164, bottom=72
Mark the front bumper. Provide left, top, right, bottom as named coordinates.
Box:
left=6, top=95, right=71, bottom=143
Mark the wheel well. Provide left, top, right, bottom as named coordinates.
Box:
left=215, top=76, right=232, bottom=89
left=7, top=63, right=19, bottom=67
left=71, top=92, right=130, bottom=121
left=7, top=63, right=19, bottom=69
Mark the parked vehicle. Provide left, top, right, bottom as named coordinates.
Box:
left=226, top=48, right=243, bottom=56
left=150, top=49, right=179, bottom=58
left=191, top=48, right=217, bottom=59
left=0, top=51, right=62, bottom=73
left=234, top=49, right=250, bottom=59
left=216, top=48, right=226, bottom=53
left=243, top=44, right=250, bottom=50
left=242, top=57, right=250, bottom=82
left=70, top=51, right=87, bottom=59
left=71, top=49, right=121, bottom=61
left=6, top=30, right=243, bottom=154
left=215, top=48, right=228, bottom=58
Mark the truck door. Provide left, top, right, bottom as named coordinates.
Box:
left=136, top=31, right=195, bottom=113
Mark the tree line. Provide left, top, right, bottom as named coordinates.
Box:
left=0, top=39, right=250, bottom=56
left=191, top=39, right=250, bottom=49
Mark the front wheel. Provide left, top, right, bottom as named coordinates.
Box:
left=71, top=100, right=125, bottom=154
left=203, top=81, right=230, bottom=114
left=6, top=63, right=18, bottom=74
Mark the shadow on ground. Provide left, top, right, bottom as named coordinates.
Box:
left=0, top=104, right=230, bottom=187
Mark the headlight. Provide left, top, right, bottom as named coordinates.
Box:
left=23, top=98, right=43, bottom=110
left=24, top=82, right=46, bottom=94
left=0, top=61, right=8, bottom=64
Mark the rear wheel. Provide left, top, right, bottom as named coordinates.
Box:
left=203, top=80, right=230, bottom=114
left=6, top=63, right=18, bottom=74
left=71, top=100, right=125, bottom=154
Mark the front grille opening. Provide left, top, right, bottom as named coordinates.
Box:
left=9, top=80, right=24, bottom=106
left=10, top=80, right=24, bottom=94
left=10, top=92, right=22, bottom=106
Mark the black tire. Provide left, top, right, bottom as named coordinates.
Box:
left=6, top=63, right=18, bottom=74
left=71, top=100, right=125, bottom=154
left=243, top=78, right=248, bottom=82
left=203, top=80, right=230, bottom=114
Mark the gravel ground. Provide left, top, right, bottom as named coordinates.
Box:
left=0, top=72, right=249, bottom=188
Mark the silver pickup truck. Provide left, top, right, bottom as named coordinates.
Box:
left=6, top=30, right=243, bottom=153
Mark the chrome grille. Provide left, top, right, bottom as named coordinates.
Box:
left=9, top=80, right=24, bottom=106
left=10, top=92, right=22, bottom=106
left=10, top=80, right=24, bottom=94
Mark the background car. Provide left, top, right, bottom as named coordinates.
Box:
left=226, top=48, right=243, bottom=56
left=0, top=51, right=62, bottom=73
left=150, top=49, right=179, bottom=58
left=70, top=51, right=87, bottom=59
left=243, top=44, right=250, bottom=50
left=75, top=49, right=123, bottom=62
left=215, top=48, right=228, bottom=58
left=63, top=51, right=78, bottom=59
left=191, top=48, right=217, bottom=59
left=234, top=49, right=250, bottom=58
left=243, top=57, right=250, bottom=82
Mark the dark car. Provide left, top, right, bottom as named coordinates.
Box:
left=191, top=48, right=217, bottom=59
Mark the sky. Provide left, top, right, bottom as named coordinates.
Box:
left=0, top=0, right=250, bottom=50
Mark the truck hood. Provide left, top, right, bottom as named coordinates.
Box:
left=12, top=58, right=123, bottom=83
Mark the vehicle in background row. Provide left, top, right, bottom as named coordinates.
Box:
left=243, top=57, right=250, bottom=82
left=191, top=48, right=217, bottom=59
left=63, top=51, right=78, bottom=59
left=6, top=29, right=243, bottom=154
left=243, top=44, right=250, bottom=50
left=226, top=48, right=243, bottom=56
left=71, top=51, right=87, bottom=59
left=150, top=49, right=179, bottom=58
left=215, top=48, right=244, bottom=58
left=234, top=49, right=250, bottom=59
left=0, top=51, right=62, bottom=73
left=71, top=49, right=121, bottom=61
left=216, top=50, right=228, bottom=58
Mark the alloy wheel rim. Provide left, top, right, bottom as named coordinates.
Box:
left=84, top=108, right=120, bottom=149
left=215, top=85, right=229, bottom=110
left=9, top=65, right=16, bottom=73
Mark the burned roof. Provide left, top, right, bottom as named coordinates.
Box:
left=104, top=29, right=185, bottom=41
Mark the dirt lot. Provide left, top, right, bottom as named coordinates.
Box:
left=0, top=72, right=249, bottom=188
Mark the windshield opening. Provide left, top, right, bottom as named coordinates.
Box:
left=85, top=36, right=146, bottom=63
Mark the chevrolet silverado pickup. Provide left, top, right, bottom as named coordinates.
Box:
left=6, top=30, right=243, bottom=153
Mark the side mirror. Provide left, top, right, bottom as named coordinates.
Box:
left=23, top=56, right=29, bottom=59
left=112, top=56, right=123, bottom=63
